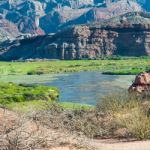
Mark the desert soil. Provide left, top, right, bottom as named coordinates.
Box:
left=0, top=108, right=150, bottom=150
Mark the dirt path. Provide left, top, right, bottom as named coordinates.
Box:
left=51, top=139, right=150, bottom=150
left=89, top=139, right=150, bottom=150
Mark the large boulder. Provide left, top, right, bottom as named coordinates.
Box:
left=129, top=72, right=150, bottom=94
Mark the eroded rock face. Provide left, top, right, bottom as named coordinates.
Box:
left=129, top=72, right=150, bottom=94
left=1, top=23, right=150, bottom=60
left=0, top=0, right=144, bottom=36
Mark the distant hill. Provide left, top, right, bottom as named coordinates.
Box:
left=90, top=11, right=150, bottom=27
left=0, top=0, right=146, bottom=41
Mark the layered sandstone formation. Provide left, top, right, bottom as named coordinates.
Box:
left=129, top=72, right=150, bottom=94
left=0, top=23, right=150, bottom=60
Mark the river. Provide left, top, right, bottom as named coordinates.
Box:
left=0, top=71, right=135, bottom=105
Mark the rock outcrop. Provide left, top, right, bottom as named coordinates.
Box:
left=0, top=18, right=21, bottom=42
left=1, top=19, right=150, bottom=60
left=129, top=72, right=150, bottom=94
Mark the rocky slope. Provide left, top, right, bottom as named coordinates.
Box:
left=1, top=12, right=150, bottom=60
left=0, top=0, right=147, bottom=41
left=0, top=17, right=21, bottom=41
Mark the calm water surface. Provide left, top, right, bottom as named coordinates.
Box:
left=0, top=72, right=135, bottom=105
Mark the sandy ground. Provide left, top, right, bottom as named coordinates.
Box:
left=90, top=139, right=150, bottom=150
left=50, top=139, right=150, bottom=150
left=1, top=108, right=150, bottom=150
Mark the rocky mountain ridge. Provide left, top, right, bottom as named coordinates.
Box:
left=1, top=12, right=150, bottom=61
left=0, top=0, right=148, bottom=41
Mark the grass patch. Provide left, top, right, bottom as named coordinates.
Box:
left=0, top=83, right=59, bottom=105
left=5, top=100, right=47, bottom=112
left=6, top=101, right=94, bottom=113
left=0, top=57, right=149, bottom=75
left=59, top=102, right=94, bottom=110
left=0, top=82, right=92, bottom=113
left=103, top=67, right=148, bottom=75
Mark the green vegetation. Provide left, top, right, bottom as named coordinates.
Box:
left=0, top=83, right=59, bottom=105
left=6, top=101, right=93, bottom=113
left=0, top=57, right=149, bottom=75
left=103, top=66, right=150, bottom=75
left=102, top=67, right=144, bottom=75
left=0, top=82, right=92, bottom=112
left=58, top=102, right=94, bottom=110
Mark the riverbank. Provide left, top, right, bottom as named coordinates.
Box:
left=0, top=82, right=93, bottom=112
left=0, top=74, right=150, bottom=149
left=1, top=82, right=150, bottom=140
left=0, top=57, right=149, bottom=75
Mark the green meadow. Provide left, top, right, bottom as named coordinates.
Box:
left=0, top=57, right=149, bottom=75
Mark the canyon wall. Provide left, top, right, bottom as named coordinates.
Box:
left=0, top=24, right=150, bottom=60
left=50, top=25, right=150, bottom=59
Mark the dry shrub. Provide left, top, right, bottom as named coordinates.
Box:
left=29, top=103, right=112, bottom=138
left=27, top=98, right=150, bottom=139
left=96, top=92, right=141, bottom=114
left=97, top=92, right=150, bottom=139
left=116, top=108, right=150, bottom=140
left=0, top=115, right=49, bottom=150
left=0, top=113, right=91, bottom=150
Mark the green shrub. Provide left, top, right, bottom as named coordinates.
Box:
left=145, top=66, right=150, bottom=72
left=27, top=70, right=37, bottom=75
left=0, top=83, right=59, bottom=105
left=27, top=70, right=44, bottom=75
